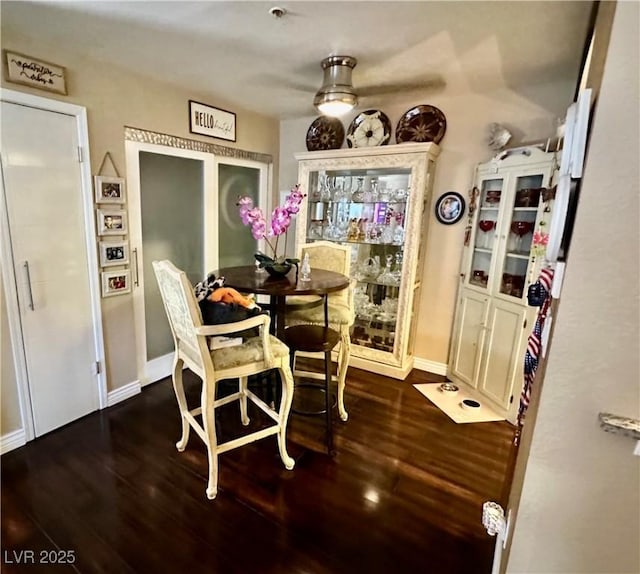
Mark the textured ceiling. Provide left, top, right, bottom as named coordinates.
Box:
left=2, top=1, right=594, bottom=119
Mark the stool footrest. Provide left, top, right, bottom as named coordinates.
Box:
left=283, top=325, right=340, bottom=352
left=292, top=382, right=336, bottom=416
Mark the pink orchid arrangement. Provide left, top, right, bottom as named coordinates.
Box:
left=237, top=184, right=306, bottom=263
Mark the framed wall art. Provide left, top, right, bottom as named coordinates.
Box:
left=94, top=175, right=126, bottom=204
left=435, top=192, right=465, bottom=225
left=99, top=240, right=129, bottom=268
left=101, top=269, right=131, bottom=297
left=4, top=50, right=67, bottom=95
left=189, top=100, right=236, bottom=142
left=97, top=208, right=128, bottom=236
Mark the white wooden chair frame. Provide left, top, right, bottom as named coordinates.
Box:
left=153, top=260, right=295, bottom=500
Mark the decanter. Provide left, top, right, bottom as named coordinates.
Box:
left=300, top=252, right=311, bottom=281
left=352, top=177, right=365, bottom=202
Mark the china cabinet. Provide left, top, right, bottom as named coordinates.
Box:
left=295, top=143, right=440, bottom=379
left=448, top=146, right=558, bottom=422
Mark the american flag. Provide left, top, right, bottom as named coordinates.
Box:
left=518, top=268, right=554, bottom=426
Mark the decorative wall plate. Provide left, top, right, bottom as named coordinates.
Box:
left=346, top=109, right=391, bottom=148
left=434, top=191, right=465, bottom=225
left=395, top=104, right=447, bottom=144
left=305, top=116, right=345, bottom=151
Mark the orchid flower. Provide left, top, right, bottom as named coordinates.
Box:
left=236, top=184, right=306, bottom=261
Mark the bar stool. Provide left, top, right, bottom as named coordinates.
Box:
left=283, top=324, right=340, bottom=455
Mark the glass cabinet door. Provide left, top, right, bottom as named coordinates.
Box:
left=498, top=173, right=544, bottom=299
left=469, top=177, right=504, bottom=290
left=304, top=167, right=412, bottom=354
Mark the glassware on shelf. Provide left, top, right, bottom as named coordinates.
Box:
left=308, top=221, right=323, bottom=239
left=378, top=180, right=390, bottom=202
left=341, top=175, right=352, bottom=200
left=347, top=218, right=360, bottom=241
left=377, top=254, right=399, bottom=286
left=501, top=273, right=526, bottom=297
left=477, top=220, right=496, bottom=249
left=392, top=223, right=405, bottom=245
left=484, top=190, right=501, bottom=206
left=352, top=177, right=365, bottom=202
left=381, top=222, right=394, bottom=244
left=510, top=220, right=534, bottom=252
left=320, top=176, right=332, bottom=202
left=471, top=269, right=488, bottom=287
left=363, top=256, right=381, bottom=280
left=369, top=178, right=379, bottom=202
left=394, top=188, right=408, bottom=202
left=378, top=297, right=398, bottom=323
left=391, top=251, right=403, bottom=284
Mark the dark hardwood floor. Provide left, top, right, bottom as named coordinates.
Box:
left=2, top=366, right=516, bottom=573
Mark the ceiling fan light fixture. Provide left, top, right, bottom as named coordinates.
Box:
left=314, top=55, right=358, bottom=116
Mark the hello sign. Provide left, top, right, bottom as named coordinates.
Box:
left=189, top=100, right=236, bottom=142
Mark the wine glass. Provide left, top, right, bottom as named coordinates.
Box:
left=478, top=220, right=496, bottom=248
left=510, top=221, right=534, bottom=253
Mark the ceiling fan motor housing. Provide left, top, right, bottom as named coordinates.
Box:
left=314, top=55, right=358, bottom=109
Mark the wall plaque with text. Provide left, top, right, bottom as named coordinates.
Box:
left=189, top=100, right=236, bottom=142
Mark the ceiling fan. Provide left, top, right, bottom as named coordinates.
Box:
left=263, top=55, right=446, bottom=117
left=312, top=55, right=445, bottom=116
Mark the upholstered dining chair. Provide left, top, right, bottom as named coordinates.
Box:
left=153, top=260, right=295, bottom=500
left=285, top=241, right=355, bottom=422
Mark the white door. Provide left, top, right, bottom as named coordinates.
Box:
left=126, top=144, right=270, bottom=386
left=1, top=100, right=101, bottom=437
left=126, top=142, right=216, bottom=386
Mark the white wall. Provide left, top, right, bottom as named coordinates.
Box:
left=507, top=2, right=640, bottom=572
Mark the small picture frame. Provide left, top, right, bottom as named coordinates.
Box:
left=435, top=192, right=466, bottom=225
left=94, top=175, right=126, bottom=204
left=97, top=208, right=127, bottom=236
left=99, top=240, right=129, bottom=268
left=101, top=269, right=131, bottom=297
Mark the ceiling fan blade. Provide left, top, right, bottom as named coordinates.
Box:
left=252, top=73, right=316, bottom=93
left=357, top=75, right=446, bottom=98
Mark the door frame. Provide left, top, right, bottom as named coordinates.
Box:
left=125, top=141, right=216, bottom=386
left=0, top=88, right=107, bottom=441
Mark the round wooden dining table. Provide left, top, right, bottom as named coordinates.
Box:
left=216, top=265, right=350, bottom=340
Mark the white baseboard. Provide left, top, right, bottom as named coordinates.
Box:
left=143, top=353, right=173, bottom=386
left=107, top=380, right=141, bottom=407
left=1, top=428, right=26, bottom=455
left=413, top=357, right=448, bottom=376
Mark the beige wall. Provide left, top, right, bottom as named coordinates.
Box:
left=507, top=2, right=640, bottom=572
left=280, top=83, right=576, bottom=366
left=0, top=23, right=280, bottom=420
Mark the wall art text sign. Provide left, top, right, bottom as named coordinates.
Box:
left=4, top=51, right=67, bottom=95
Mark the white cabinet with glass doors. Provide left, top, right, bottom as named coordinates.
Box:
left=295, top=143, right=440, bottom=379
left=448, top=146, right=558, bottom=422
